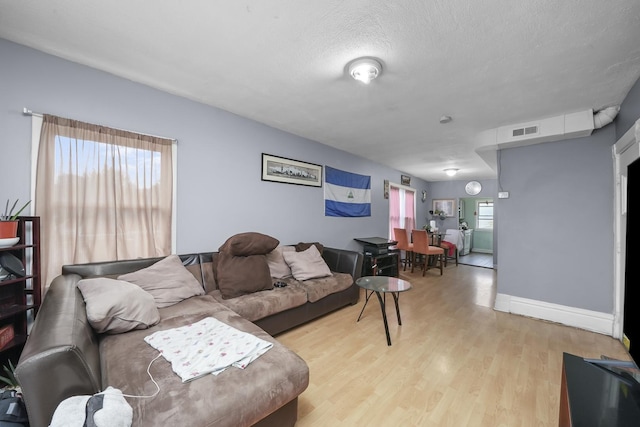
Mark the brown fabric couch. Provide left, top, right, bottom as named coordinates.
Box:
left=15, top=247, right=363, bottom=427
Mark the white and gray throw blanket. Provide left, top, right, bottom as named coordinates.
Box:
left=144, top=317, right=273, bottom=382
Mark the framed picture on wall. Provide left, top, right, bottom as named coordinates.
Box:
left=432, top=199, right=456, bottom=217
left=401, top=174, right=411, bottom=186
left=261, top=153, right=323, bottom=187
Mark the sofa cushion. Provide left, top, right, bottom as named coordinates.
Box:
left=266, top=246, right=295, bottom=279
left=294, top=241, right=324, bottom=254
left=99, top=295, right=309, bottom=427
left=77, top=278, right=160, bottom=334
left=208, top=280, right=308, bottom=321
left=283, top=245, right=332, bottom=281
left=294, top=272, right=354, bottom=303
left=219, top=232, right=279, bottom=256
left=117, top=255, right=204, bottom=308
left=216, top=252, right=273, bottom=299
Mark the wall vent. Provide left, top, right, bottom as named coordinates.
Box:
left=476, top=110, right=596, bottom=172
left=512, top=125, right=539, bottom=137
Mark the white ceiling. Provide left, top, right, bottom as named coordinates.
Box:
left=1, top=0, right=639, bottom=181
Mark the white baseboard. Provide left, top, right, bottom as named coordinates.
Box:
left=470, top=249, right=493, bottom=254
left=494, top=293, right=614, bottom=336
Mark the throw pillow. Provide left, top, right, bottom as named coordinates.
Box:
left=215, top=252, right=273, bottom=299
left=294, top=242, right=324, bottom=254
left=283, top=244, right=332, bottom=281
left=219, top=232, right=279, bottom=256
left=266, top=246, right=295, bottom=279
left=117, top=255, right=204, bottom=308
left=77, top=278, right=160, bottom=334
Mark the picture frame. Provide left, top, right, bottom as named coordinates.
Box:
left=261, top=153, right=322, bottom=187
left=432, top=199, right=456, bottom=217
left=401, top=174, right=411, bottom=186
left=384, top=180, right=389, bottom=199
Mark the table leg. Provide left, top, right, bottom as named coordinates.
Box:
left=374, top=291, right=392, bottom=346
left=392, top=292, right=402, bottom=325
left=357, top=289, right=375, bottom=322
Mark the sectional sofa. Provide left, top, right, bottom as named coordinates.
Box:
left=15, top=233, right=363, bottom=427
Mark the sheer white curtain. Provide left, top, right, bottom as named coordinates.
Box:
left=35, top=114, right=174, bottom=292
left=388, top=185, right=416, bottom=238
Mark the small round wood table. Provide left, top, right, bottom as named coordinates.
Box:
left=356, top=276, right=412, bottom=346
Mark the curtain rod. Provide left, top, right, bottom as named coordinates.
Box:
left=22, top=108, right=178, bottom=143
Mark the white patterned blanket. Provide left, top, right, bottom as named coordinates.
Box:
left=144, top=317, right=273, bottom=382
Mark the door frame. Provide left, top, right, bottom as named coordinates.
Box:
left=612, top=124, right=638, bottom=339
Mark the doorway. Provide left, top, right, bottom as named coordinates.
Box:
left=458, top=197, right=494, bottom=268
left=613, top=124, right=639, bottom=340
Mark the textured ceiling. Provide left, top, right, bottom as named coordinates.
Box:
left=1, top=0, right=639, bottom=181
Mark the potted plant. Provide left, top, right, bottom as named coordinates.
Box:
left=0, top=199, right=31, bottom=239
left=430, top=209, right=447, bottom=221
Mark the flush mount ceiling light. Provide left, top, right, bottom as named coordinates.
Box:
left=439, top=115, right=453, bottom=124
left=444, top=168, right=459, bottom=177
left=348, top=58, right=382, bottom=84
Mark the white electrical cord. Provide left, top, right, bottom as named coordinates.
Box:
left=101, top=353, right=163, bottom=399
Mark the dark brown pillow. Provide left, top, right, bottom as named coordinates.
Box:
left=215, top=252, right=272, bottom=299
left=295, top=242, right=324, bottom=254
left=219, top=232, right=279, bottom=256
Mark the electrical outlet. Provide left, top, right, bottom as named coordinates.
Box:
left=498, top=191, right=510, bottom=199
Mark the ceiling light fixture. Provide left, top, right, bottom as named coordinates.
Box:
left=439, top=115, right=452, bottom=124
left=444, top=168, right=459, bottom=177
left=348, top=58, right=382, bottom=84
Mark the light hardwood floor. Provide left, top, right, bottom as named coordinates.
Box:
left=277, top=264, right=629, bottom=426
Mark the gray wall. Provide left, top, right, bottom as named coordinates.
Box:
left=496, top=74, right=640, bottom=314
left=617, top=77, right=640, bottom=141
left=496, top=126, right=616, bottom=312
left=0, top=38, right=429, bottom=254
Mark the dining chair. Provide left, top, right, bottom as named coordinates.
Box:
left=393, top=227, right=413, bottom=271
left=440, top=229, right=461, bottom=267
left=411, top=229, right=444, bottom=276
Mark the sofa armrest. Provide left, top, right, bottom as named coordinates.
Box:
left=322, top=247, right=363, bottom=281
left=16, top=274, right=102, bottom=427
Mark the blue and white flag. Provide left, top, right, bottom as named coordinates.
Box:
left=324, top=166, right=371, bottom=217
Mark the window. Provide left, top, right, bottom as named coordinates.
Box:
left=34, top=114, right=176, bottom=291
left=477, top=201, right=494, bottom=229
left=389, top=185, right=415, bottom=238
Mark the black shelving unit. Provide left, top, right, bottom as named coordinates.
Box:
left=354, top=237, right=399, bottom=278
left=0, top=216, right=41, bottom=365
left=362, top=251, right=399, bottom=277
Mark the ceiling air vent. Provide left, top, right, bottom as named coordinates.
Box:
left=511, top=124, right=539, bottom=138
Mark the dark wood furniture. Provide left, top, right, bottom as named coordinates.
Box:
left=354, top=237, right=399, bottom=277
left=560, top=352, right=640, bottom=426
left=0, top=216, right=41, bottom=364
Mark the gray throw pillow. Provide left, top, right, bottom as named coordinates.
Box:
left=118, top=255, right=204, bottom=308
left=266, top=246, right=295, bottom=279
left=77, top=278, right=160, bottom=334
left=283, top=245, right=332, bottom=281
